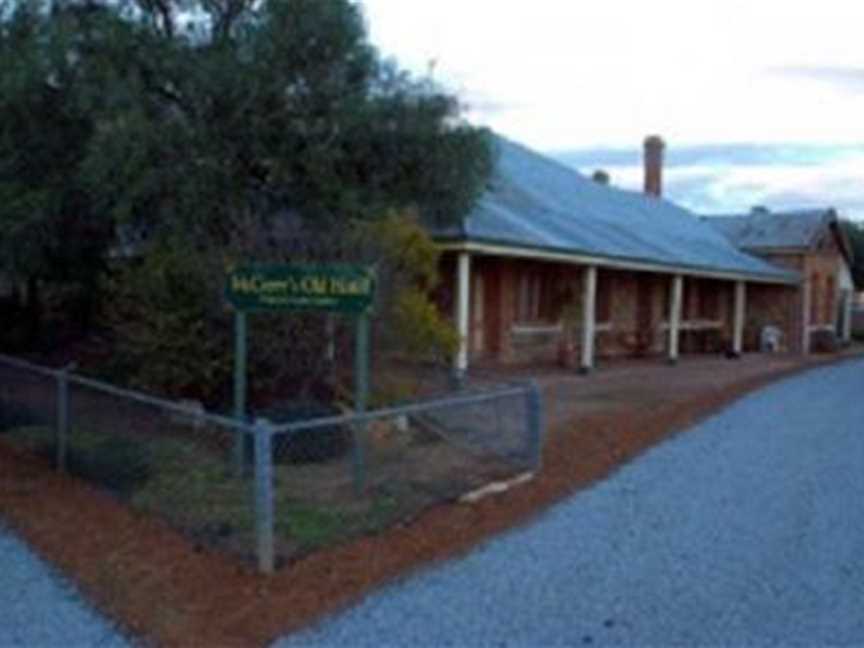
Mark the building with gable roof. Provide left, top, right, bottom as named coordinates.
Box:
left=706, top=207, right=855, bottom=350
left=431, top=135, right=823, bottom=376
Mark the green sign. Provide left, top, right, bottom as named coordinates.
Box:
left=226, top=264, right=375, bottom=313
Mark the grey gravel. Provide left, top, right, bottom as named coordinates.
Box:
left=275, top=358, right=864, bottom=647
left=0, top=525, right=131, bottom=648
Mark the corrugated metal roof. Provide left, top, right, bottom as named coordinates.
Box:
left=434, top=137, right=797, bottom=283
left=703, top=208, right=835, bottom=250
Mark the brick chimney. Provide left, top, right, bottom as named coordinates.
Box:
left=643, top=135, right=665, bottom=197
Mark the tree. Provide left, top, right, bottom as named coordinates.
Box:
left=0, top=0, right=493, bottom=369
left=80, top=0, right=494, bottom=245
left=0, top=1, right=120, bottom=343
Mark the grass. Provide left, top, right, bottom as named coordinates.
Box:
left=0, top=423, right=406, bottom=561
left=280, top=493, right=401, bottom=553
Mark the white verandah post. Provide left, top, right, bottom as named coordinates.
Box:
left=454, top=252, right=472, bottom=381
left=733, top=280, right=747, bottom=355
left=580, top=265, right=598, bottom=373
left=668, top=274, right=683, bottom=364
left=802, top=276, right=812, bottom=354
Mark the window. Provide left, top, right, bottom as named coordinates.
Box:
left=514, top=266, right=559, bottom=323
left=825, top=275, right=835, bottom=325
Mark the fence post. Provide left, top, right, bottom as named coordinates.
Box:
left=525, top=380, right=545, bottom=471
left=253, top=418, right=275, bottom=574
left=55, top=363, right=75, bottom=473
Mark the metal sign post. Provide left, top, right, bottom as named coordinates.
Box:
left=226, top=264, right=376, bottom=479
left=352, top=312, right=370, bottom=494
left=232, top=310, right=248, bottom=477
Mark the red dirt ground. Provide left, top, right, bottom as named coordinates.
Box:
left=1, top=350, right=861, bottom=647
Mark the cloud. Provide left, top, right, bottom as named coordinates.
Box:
left=461, top=93, right=525, bottom=119
left=554, top=143, right=864, bottom=170
left=669, top=163, right=864, bottom=221
left=770, top=66, right=864, bottom=92
left=552, top=145, right=864, bottom=222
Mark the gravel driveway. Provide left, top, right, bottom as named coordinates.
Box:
left=0, top=525, right=130, bottom=647
left=276, top=358, right=864, bottom=647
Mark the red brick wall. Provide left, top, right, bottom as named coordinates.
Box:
left=744, top=283, right=801, bottom=352
left=804, top=253, right=842, bottom=327
left=752, top=247, right=846, bottom=349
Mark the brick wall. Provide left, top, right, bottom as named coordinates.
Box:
left=744, top=283, right=802, bottom=352
left=753, top=248, right=846, bottom=350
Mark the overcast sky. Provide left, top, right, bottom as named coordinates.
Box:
left=361, top=0, right=864, bottom=221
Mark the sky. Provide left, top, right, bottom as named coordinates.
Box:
left=360, top=0, right=864, bottom=221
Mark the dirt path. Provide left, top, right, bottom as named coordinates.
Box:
left=275, top=357, right=864, bottom=647
left=0, top=350, right=860, bottom=646
left=497, top=353, right=840, bottom=427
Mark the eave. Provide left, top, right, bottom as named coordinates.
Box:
left=435, top=237, right=800, bottom=286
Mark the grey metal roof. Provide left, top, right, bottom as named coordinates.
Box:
left=434, top=137, right=797, bottom=283
left=703, top=208, right=836, bottom=251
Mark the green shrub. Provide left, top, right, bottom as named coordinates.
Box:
left=1, top=425, right=152, bottom=496
left=102, top=244, right=234, bottom=402
left=256, top=401, right=350, bottom=464
left=0, top=399, right=41, bottom=432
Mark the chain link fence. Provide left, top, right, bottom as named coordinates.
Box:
left=0, top=354, right=543, bottom=573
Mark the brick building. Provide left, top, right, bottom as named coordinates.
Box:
left=707, top=207, right=854, bottom=351
left=432, top=135, right=848, bottom=376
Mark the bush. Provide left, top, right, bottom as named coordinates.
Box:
left=256, top=401, right=350, bottom=464
left=1, top=425, right=152, bottom=496
left=101, top=213, right=458, bottom=409
left=0, top=399, right=41, bottom=432
left=67, top=435, right=153, bottom=497
left=390, top=288, right=459, bottom=363
left=102, top=244, right=234, bottom=402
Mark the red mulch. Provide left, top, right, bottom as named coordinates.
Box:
left=0, top=354, right=858, bottom=647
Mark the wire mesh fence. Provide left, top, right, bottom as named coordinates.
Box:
left=262, top=383, right=542, bottom=568
left=65, top=379, right=259, bottom=559
left=0, top=356, right=260, bottom=562
left=0, top=360, right=57, bottom=456
left=0, top=354, right=543, bottom=573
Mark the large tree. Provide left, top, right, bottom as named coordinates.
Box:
left=80, top=0, right=493, bottom=243
left=0, top=0, right=492, bottom=398
left=0, top=1, right=120, bottom=342
left=0, top=0, right=492, bottom=356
